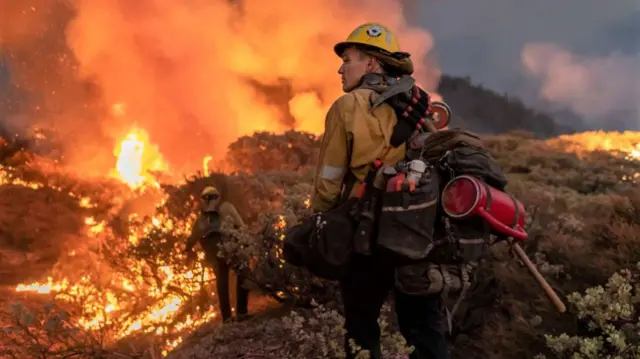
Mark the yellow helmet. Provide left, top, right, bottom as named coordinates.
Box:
left=334, top=23, right=413, bottom=75
left=334, top=23, right=402, bottom=57
left=201, top=186, right=219, bottom=197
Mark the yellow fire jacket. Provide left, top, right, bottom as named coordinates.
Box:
left=310, top=88, right=406, bottom=212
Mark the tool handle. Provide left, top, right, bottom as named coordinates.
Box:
left=512, top=242, right=566, bottom=313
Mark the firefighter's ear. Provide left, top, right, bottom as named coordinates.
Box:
left=367, top=60, right=383, bottom=74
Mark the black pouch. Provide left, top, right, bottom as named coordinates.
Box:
left=442, top=147, right=508, bottom=190
left=448, top=217, right=489, bottom=263
left=282, top=219, right=314, bottom=268
left=283, top=198, right=358, bottom=280
left=376, top=170, right=440, bottom=264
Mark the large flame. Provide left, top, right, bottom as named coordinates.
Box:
left=0, top=1, right=441, bottom=177
left=61, top=0, right=440, bottom=174
left=113, top=127, right=169, bottom=189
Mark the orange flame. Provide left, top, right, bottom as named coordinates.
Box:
left=112, top=127, right=170, bottom=189
left=546, top=131, right=640, bottom=160
left=62, top=0, right=441, bottom=174
left=14, top=208, right=217, bottom=355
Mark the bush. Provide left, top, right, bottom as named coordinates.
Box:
left=535, top=264, right=639, bottom=359
left=167, top=301, right=412, bottom=359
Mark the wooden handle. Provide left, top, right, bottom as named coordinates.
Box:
left=511, top=242, right=566, bottom=313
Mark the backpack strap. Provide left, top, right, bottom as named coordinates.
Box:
left=358, top=73, right=415, bottom=111
left=339, top=171, right=358, bottom=204
left=444, top=263, right=474, bottom=335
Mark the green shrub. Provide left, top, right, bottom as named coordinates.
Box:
left=535, top=264, right=639, bottom=359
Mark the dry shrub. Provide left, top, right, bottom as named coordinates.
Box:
left=167, top=302, right=412, bottom=359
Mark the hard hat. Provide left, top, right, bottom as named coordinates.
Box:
left=334, top=23, right=402, bottom=56
left=334, top=23, right=413, bottom=75
left=201, top=186, right=219, bottom=197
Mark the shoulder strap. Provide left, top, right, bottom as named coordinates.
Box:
left=358, top=73, right=415, bottom=111
left=339, top=171, right=357, bottom=204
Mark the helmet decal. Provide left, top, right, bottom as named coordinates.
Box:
left=366, top=25, right=382, bottom=38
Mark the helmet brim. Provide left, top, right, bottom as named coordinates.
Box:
left=334, top=42, right=354, bottom=57
left=334, top=41, right=396, bottom=57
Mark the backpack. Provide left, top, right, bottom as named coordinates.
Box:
left=373, top=129, right=507, bottom=262
left=378, top=128, right=524, bottom=332
left=198, top=211, right=223, bottom=254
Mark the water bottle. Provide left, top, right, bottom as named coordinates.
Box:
left=407, top=159, right=427, bottom=185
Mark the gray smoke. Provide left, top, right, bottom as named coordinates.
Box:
left=407, top=0, right=640, bottom=130
left=522, top=43, right=639, bottom=129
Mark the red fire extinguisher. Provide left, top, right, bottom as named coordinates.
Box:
left=440, top=175, right=571, bottom=313
left=440, top=175, right=528, bottom=240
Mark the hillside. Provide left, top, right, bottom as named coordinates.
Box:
left=437, top=76, right=574, bottom=137
left=0, top=128, right=638, bottom=359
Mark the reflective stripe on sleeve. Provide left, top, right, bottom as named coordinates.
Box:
left=320, top=165, right=346, bottom=180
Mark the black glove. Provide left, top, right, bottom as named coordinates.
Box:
left=387, top=85, right=432, bottom=147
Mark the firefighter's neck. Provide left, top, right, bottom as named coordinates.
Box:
left=357, top=69, right=387, bottom=90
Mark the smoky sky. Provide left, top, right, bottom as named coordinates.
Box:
left=407, top=0, right=640, bottom=130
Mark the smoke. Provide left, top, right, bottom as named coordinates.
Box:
left=0, top=1, right=114, bottom=171
left=522, top=42, right=640, bottom=129
left=0, top=0, right=440, bottom=175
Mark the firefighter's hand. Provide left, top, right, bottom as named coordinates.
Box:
left=390, top=85, right=431, bottom=126
left=387, top=85, right=432, bottom=147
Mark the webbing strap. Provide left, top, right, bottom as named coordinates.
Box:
left=444, top=264, right=472, bottom=335
left=339, top=171, right=357, bottom=204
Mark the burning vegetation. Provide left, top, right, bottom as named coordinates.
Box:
left=2, top=127, right=214, bottom=357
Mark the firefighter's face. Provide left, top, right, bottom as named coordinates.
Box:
left=338, top=47, right=380, bottom=92
left=201, top=194, right=219, bottom=211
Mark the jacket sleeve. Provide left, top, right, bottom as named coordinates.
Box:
left=219, top=202, right=246, bottom=229
left=310, top=96, right=351, bottom=212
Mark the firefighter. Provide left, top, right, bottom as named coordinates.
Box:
left=185, top=186, right=250, bottom=323
left=309, top=23, right=449, bottom=359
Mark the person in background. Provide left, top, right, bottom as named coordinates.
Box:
left=185, top=186, right=250, bottom=323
